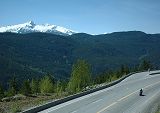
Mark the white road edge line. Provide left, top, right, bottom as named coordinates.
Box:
left=70, top=110, right=78, bottom=113
left=91, top=99, right=103, bottom=104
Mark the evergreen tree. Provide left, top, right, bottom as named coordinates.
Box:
left=7, top=76, right=18, bottom=96
left=0, top=83, right=4, bottom=100
left=56, top=80, right=63, bottom=96
left=60, top=80, right=67, bottom=92
left=40, top=75, right=54, bottom=94
left=118, top=65, right=130, bottom=77
left=21, top=80, right=31, bottom=96
left=124, top=65, right=130, bottom=74
left=111, top=73, right=118, bottom=81
left=94, top=71, right=110, bottom=84
left=132, top=65, right=139, bottom=72
left=31, top=79, right=39, bottom=94
left=115, top=69, right=121, bottom=78
left=46, top=73, right=55, bottom=85
left=139, top=60, right=152, bottom=71
left=68, top=59, right=91, bottom=93
left=120, top=65, right=125, bottom=75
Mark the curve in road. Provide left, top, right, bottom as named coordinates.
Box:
left=39, top=71, right=160, bottom=113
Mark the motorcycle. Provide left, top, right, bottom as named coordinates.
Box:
left=139, top=89, right=143, bottom=96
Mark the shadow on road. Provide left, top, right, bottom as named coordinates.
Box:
left=139, top=94, right=146, bottom=96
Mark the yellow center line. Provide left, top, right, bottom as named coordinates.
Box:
left=117, top=90, right=138, bottom=102
left=96, top=80, right=160, bottom=113
left=97, top=102, right=117, bottom=113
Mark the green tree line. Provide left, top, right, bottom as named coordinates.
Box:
left=0, top=59, right=153, bottom=100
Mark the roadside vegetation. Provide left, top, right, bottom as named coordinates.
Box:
left=0, top=59, right=153, bottom=113
left=155, top=104, right=160, bottom=113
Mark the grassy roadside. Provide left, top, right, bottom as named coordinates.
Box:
left=0, top=77, right=120, bottom=113
left=0, top=93, right=69, bottom=113
left=0, top=71, right=132, bottom=113
left=155, top=108, right=160, bottom=113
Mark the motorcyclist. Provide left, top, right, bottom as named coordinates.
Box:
left=139, top=89, right=143, bottom=96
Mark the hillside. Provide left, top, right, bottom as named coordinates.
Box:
left=0, top=31, right=160, bottom=86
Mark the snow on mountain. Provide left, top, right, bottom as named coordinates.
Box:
left=0, top=21, right=76, bottom=35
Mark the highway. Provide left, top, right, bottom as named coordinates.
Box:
left=39, top=71, right=160, bottom=113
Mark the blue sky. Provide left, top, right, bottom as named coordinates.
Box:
left=1, top=0, right=160, bottom=34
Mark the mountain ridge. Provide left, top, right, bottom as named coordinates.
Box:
left=0, top=31, right=160, bottom=87
left=0, top=21, right=76, bottom=36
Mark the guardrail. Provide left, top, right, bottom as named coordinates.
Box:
left=149, top=72, right=160, bottom=75
left=22, top=72, right=136, bottom=113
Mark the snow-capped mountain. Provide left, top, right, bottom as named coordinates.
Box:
left=0, top=21, right=76, bottom=35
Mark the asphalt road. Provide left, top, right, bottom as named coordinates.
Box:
left=39, top=71, right=160, bottom=113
